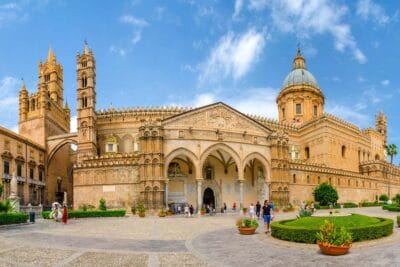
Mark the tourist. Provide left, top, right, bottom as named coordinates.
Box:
left=262, top=200, right=272, bottom=233
left=62, top=204, right=68, bottom=224
left=223, top=202, right=227, bottom=212
left=232, top=202, right=237, bottom=211
left=256, top=201, right=261, bottom=219
left=177, top=205, right=181, bottom=214
left=189, top=205, right=194, bottom=216
left=310, top=202, right=315, bottom=213
left=184, top=205, right=190, bottom=217
left=249, top=203, right=255, bottom=219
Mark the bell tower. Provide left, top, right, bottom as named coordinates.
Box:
left=18, top=47, right=70, bottom=146
left=76, top=42, right=97, bottom=161
left=376, top=110, right=387, bottom=148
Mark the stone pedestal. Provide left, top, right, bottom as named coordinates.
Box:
left=197, top=179, right=202, bottom=214
left=9, top=175, right=20, bottom=212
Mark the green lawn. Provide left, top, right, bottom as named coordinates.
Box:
left=284, top=214, right=381, bottom=229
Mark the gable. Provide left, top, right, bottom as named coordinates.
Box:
left=162, top=102, right=271, bottom=135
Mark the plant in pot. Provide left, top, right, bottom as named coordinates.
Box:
left=131, top=206, right=136, bottom=215
left=200, top=207, right=206, bottom=215
left=236, top=217, right=259, bottom=235
left=316, top=220, right=352, bottom=255
left=137, top=202, right=146, bottom=217
left=159, top=208, right=166, bottom=217
left=242, top=207, right=248, bottom=215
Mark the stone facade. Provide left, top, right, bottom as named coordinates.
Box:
left=2, top=45, right=400, bottom=210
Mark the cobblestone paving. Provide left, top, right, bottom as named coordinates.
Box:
left=0, top=207, right=398, bottom=266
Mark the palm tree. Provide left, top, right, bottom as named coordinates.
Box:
left=386, top=144, right=398, bottom=164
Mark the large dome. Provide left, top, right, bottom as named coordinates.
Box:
left=282, top=68, right=319, bottom=89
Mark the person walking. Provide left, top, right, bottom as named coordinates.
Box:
left=249, top=203, right=255, bottom=219
left=256, top=201, right=261, bottom=220
left=262, top=200, right=272, bottom=233
left=189, top=205, right=194, bottom=216
left=61, top=204, right=68, bottom=224
left=223, top=202, right=227, bottom=213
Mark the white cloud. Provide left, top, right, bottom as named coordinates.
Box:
left=326, top=102, right=370, bottom=128
left=0, top=76, right=20, bottom=128
left=193, top=93, right=216, bottom=107
left=11, top=125, right=18, bottom=133
left=109, top=45, right=128, bottom=56
left=248, top=0, right=268, bottom=11
left=233, top=0, right=243, bottom=19
left=381, top=79, right=390, bottom=86
left=357, top=0, right=389, bottom=25
left=264, top=0, right=367, bottom=64
left=131, top=31, right=141, bottom=44
left=120, top=15, right=149, bottom=27
left=199, top=29, right=266, bottom=84
left=70, top=115, right=77, bottom=132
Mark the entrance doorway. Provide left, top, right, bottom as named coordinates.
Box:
left=203, top=188, right=215, bottom=208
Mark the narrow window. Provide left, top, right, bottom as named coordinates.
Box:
left=282, top=108, right=285, bottom=119
left=348, top=179, right=351, bottom=186
left=293, top=174, right=296, bottom=183
left=329, top=177, right=332, bottom=184
left=82, top=76, right=88, bottom=88
left=341, top=145, right=346, bottom=158
left=313, top=105, right=317, bottom=116
left=3, top=161, right=9, bottom=175
left=17, top=163, right=22, bottom=177
left=296, top=103, right=302, bottom=115
left=305, top=147, right=310, bottom=159
left=82, top=61, right=87, bottom=68
left=317, top=176, right=320, bottom=184
left=39, top=169, right=43, bottom=181
left=44, top=74, right=50, bottom=82
left=30, top=167, right=34, bottom=179
left=307, top=175, right=310, bottom=184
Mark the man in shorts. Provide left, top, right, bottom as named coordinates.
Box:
left=262, top=200, right=273, bottom=233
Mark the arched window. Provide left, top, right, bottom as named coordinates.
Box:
left=307, top=175, right=310, bottom=184
left=329, top=177, right=332, bottom=184
left=317, top=176, right=320, bottom=184
left=341, top=145, right=346, bottom=158
left=305, top=147, right=310, bottom=159
left=293, top=174, right=296, bottom=183
left=338, top=178, right=341, bottom=186
left=82, top=96, right=88, bottom=108
left=282, top=108, right=285, bottom=119
left=348, top=179, right=350, bottom=186
left=44, top=74, right=50, bottom=82
left=82, top=76, right=88, bottom=88
left=82, top=61, right=87, bottom=68
left=313, top=105, right=318, bottom=116
left=375, top=154, right=380, bottom=160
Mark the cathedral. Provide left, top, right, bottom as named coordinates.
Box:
left=1, top=44, right=399, bottom=211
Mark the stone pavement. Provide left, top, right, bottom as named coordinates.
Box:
left=0, top=207, right=398, bottom=267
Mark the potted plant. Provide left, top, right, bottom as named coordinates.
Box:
left=236, top=217, right=259, bottom=235
left=200, top=207, right=206, bottom=215
left=137, top=202, right=146, bottom=217
left=242, top=207, right=248, bottom=215
left=158, top=208, right=166, bottom=217
left=316, top=220, right=352, bottom=255
left=167, top=208, right=173, bottom=216
left=131, top=206, right=136, bottom=215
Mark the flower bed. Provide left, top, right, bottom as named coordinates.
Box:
left=42, top=209, right=126, bottom=219
left=271, top=214, right=393, bottom=244
left=0, top=213, right=29, bottom=225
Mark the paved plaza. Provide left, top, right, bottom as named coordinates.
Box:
left=0, top=207, right=399, bottom=267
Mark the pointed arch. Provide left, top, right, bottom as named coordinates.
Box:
left=164, top=147, right=198, bottom=178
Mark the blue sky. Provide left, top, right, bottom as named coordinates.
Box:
left=1, top=0, right=400, bottom=160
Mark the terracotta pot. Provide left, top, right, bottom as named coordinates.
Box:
left=167, top=211, right=173, bottom=216
left=200, top=211, right=206, bottom=215
left=158, top=213, right=166, bottom=217
left=238, top=227, right=256, bottom=235
left=138, top=212, right=145, bottom=217
left=317, top=241, right=351, bottom=256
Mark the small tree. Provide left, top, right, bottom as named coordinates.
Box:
left=313, top=182, right=339, bottom=206
left=394, top=194, right=400, bottom=204
left=379, top=194, right=389, bottom=202
left=99, top=198, right=107, bottom=211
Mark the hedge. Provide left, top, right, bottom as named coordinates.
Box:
left=382, top=204, right=400, bottom=212
left=315, top=204, right=341, bottom=210
left=361, top=202, right=383, bottom=207
left=42, top=209, right=126, bottom=219
left=397, top=216, right=400, bottom=227
left=343, top=202, right=358, bottom=208
left=0, top=213, right=29, bottom=225
left=271, top=217, right=393, bottom=244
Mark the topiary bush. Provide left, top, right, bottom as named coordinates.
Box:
left=271, top=216, right=393, bottom=244
left=382, top=204, right=400, bottom=212
left=379, top=194, right=389, bottom=202
left=343, top=202, right=358, bottom=208
left=394, top=194, right=400, bottom=205
left=313, top=182, right=338, bottom=206
left=361, top=201, right=381, bottom=207
left=99, top=198, right=107, bottom=211
left=0, top=213, right=28, bottom=225
left=397, top=216, right=400, bottom=227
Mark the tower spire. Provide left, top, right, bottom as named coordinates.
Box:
left=47, top=46, right=56, bottom=62
left=293, top=48, right=306, bottom=69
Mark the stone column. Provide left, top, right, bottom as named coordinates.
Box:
left=238, top=180, right=244, bottom=209
left=165, top=181, right=169, bottom=208
left=197, top=179, right=202, bottom=214
left=264, top=182, right=269, bottom=202
left=9, top=174, right=20, bottom=212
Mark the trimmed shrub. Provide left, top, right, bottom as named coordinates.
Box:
left=313, top=182, right=339, bottom=206
left=42, top=209, right=126, bottom=219
left=361, top=202, right=381, bottom=207
left=315, top=204, right=340, bottom=210
left=397, top=216, right=400, bottom=227
left=394, top=194, right=400, bottom=205
left=382, top=204, right=400, bottom=212
left=343, top=202, right=358, bottom=208
left=271, top=216, right=393, bottom=244
left=0, top=213, right=28, bottom=225
left=379, top=194, right=389, bottom=202
left=99, top=198, right=107, bottom=211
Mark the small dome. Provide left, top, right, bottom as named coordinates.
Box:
left=282, top=68, right=319, bottom=89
